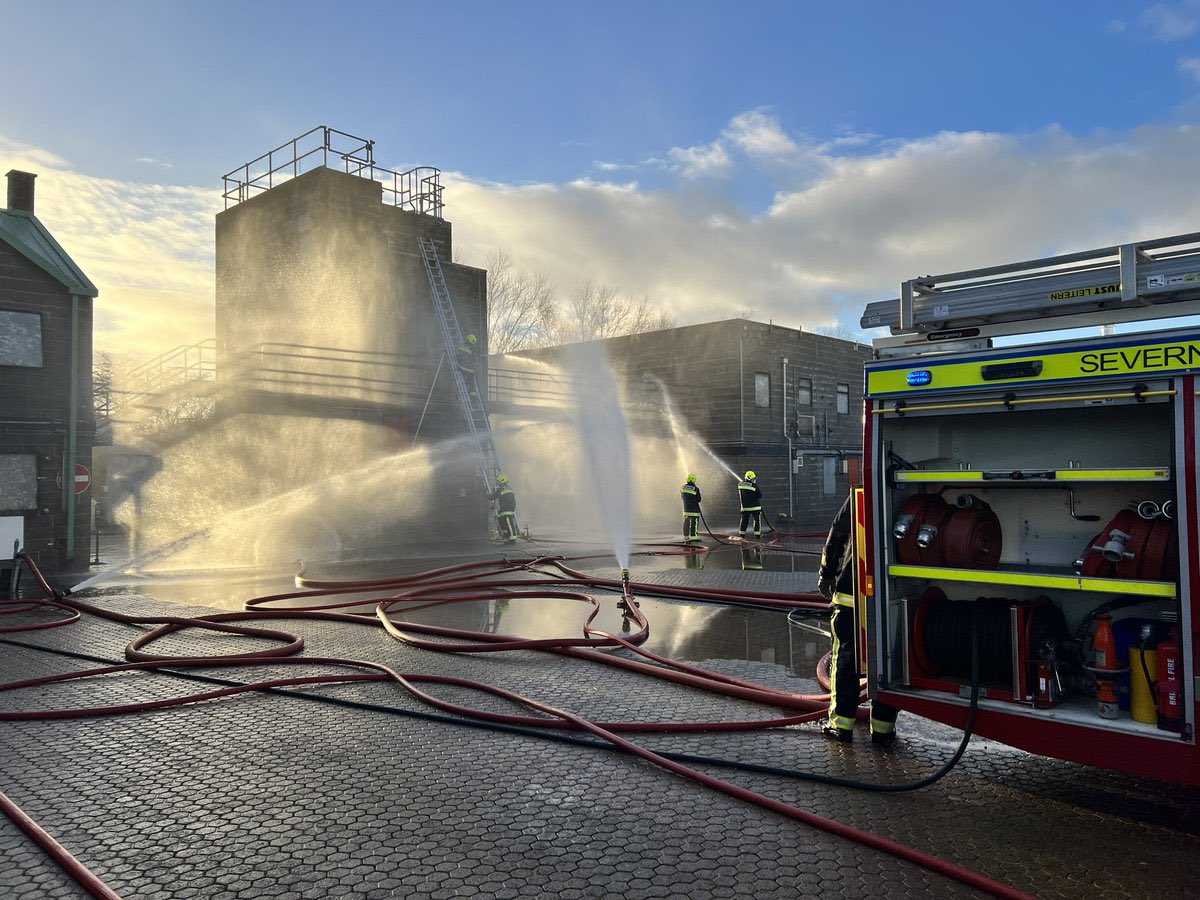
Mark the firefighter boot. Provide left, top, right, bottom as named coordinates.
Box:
left=820, top=721, right=853, bottom=743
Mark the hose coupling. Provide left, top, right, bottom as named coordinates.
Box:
left=915, top=523, right=939, bottom=549
left=893, top=512, right=916, bottom=540
left=1093, top=528, right=1134, bottom=562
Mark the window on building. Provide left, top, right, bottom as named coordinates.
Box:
left=836, top=383, right=850, bottom=414
left=754, top=372, right=770, bottom=408
left=0, top=311, right=43, bottom=368
left=794, top=377, right=812, bottom=406
left=0, top=455, right=37, bottom=509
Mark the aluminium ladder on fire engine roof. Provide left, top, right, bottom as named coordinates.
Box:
left=861, top=230, right=1200, bottom=356
left=418, top=235, right=501, bottom=496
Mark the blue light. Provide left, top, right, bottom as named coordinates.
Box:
left=907, top=369, right=933, bottom=387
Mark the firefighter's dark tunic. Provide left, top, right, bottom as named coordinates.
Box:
left=819, top=493, right=898, bottom=736
left=737, top=480, right=762, bottom=536
left=681, top=481, right=702, bottom=541
left=490, top=484, right=518, bottom=541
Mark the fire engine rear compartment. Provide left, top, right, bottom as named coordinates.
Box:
left=864, top=341, right=1196, bottom=781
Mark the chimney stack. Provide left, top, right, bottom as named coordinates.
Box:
left=6, top=170, right=36, bottom=214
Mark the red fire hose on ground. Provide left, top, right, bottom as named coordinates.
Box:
left=0, top=548, right=1031, bottom=900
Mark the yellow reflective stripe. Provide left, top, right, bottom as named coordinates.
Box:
left=870, top=718, right=895, bottom=734
left=683, top=512, right=700, bottom=517
left=740, top=506, right=762, bottom=511
left=887, top=564, right=1176, bottom=597
left=894, top=467, right=1169, bottom=482
left=832, top=592, right=855, bottom=607
left=867, top=334, right=1200, bottom=396
left=1055, top=468, right=1170, bottom=481
left=894, top=471, right=983, bottom=482
left=829, top=714, right=855, bottom=730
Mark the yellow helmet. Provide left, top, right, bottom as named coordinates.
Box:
left=466, top=334, right=478, bottom=344
left=496, top=474, right=509, bottom=484
left=745, top=471, right=756, bottom=481
left=686, top=473, right=696, bottom=483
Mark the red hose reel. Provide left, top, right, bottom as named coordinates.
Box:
left=894, top=494, right=1003, bottom=569
left=1078, top=508, right=1178, bottom=581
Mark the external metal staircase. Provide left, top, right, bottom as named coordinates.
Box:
left=418, top=236, right=501, bottom=494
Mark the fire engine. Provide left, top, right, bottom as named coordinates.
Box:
left=856, top=231, right=1198, bottom=783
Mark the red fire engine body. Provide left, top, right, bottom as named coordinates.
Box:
left=856, top=232, right=1200, bottom=783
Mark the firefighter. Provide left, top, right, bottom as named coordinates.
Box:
left=818, top=492, right=898, bottom=745
left=737, top=471, right=762, bottom=538
left=680, top=473, right=702, bottom=543
left=457, top=334, right=479, bottom=394
left=489, top=474, right=519, bottom=542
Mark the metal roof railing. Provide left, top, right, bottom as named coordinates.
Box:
left=221, top=125, right=443, bottom=217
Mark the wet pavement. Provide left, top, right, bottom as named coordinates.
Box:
left=2, top=535, right=1198, bottom=899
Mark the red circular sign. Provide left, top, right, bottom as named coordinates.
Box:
left=74, top=463, right=91, bottom=495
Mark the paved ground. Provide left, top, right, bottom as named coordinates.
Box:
left=1, top=539, right=1198, bottom=899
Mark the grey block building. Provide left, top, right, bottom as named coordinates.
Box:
left=0, top=170, right=98, bottom=573
left=498, top=320, right=871, bottom=528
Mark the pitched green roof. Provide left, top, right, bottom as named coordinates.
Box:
left=0, top=209, right=98, bottom=298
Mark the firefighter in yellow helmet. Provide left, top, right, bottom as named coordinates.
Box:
left=457, top=334, right=479, bottom=395
left=818, top=492, right=898, bottom=746
left=737, top=470, right=762, bottom=539
left=488, top=474, right=519, bottom=542
left=680, top=473, right=702, bottom=543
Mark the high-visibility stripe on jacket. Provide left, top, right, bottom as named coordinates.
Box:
left=737, top=481, right=761, bottom=511
left=681, top=482, right=702, bottom=513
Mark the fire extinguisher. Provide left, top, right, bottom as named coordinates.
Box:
left=1093, top=615, right=1120, bottom=720
left=1157, top=626, right=1183, bottom=733
left=1033, top=640, right=1062, bottom=709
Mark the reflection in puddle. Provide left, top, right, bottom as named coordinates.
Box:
left=79, top=551, right=831, bottom=679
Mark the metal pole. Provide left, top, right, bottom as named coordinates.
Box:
left=738, top=333, right=745, bottom=445
left=413, top=353, right=447, bottom=442
left=783, top=357, right=794, bottom=521
left=65, top=295, right=79, bottom=562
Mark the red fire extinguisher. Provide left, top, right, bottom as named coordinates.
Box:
left=1157, top=626, right=1183, bottom=733
left=1093, top=615, right=1120, bottom=720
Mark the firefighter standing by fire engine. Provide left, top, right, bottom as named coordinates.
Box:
left=737, top=471, right=763, bottom=539
left=818, top=492, right=898, bottom=745
left=681, top=473, right=702, bottom=543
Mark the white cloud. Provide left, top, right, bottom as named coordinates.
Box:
left=1, top=135, right=217, bottom=363
left=724, top=109, right=800, bottom=159
left=6, top=112, right=1200, bottom=362
left=451, top=119, right=1200, bottom=337
left=1141, top=2, right=1199, bottom=41
left=665, top=140, right=732, bottom=178
left=1179, top=56, right=1200, bottom=79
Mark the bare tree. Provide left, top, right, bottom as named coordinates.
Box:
left=813, top=322, right=857, bottom=341
left=548, top=280, right=676, bottom=344
left=483, top=249, right=677, bottom=350
left=485, top=249, right=558, bottom=353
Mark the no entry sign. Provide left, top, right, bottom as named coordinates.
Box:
left=73, top=463, right=90, bottom=495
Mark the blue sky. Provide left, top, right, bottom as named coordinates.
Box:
left=4, top=1, right=1200, bottom=359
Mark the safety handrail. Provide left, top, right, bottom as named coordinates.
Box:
left=221, top=126, right=443, bottom=217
